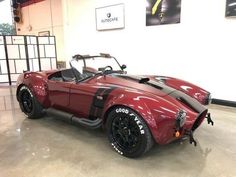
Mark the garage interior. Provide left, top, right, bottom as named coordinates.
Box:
left=1, top=0, right=236, bottom=177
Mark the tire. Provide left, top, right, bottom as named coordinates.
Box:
left=18, top=85, right=44, bottom=119
left=106, top=106, right=154, bottom=158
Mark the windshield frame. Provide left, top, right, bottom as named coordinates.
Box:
left=72, top=54, right=122, bottom=70
left=69, top=53, right=124, bottom=83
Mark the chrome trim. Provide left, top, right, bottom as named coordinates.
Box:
left=176, top=110, right=187, bottom=127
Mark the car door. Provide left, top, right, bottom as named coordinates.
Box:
left=69, top=82, right=99, bottom=118
left=47, top=80, right=71, bottom=111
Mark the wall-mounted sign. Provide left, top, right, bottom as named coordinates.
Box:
left=226, top=0, right=236, bottom=17
left=95, top=4, right=125, bottom=31
left=146, top=0, right=181, bottom=26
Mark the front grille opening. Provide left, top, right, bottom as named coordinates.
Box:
left=192, top=109, right=208, bottom=131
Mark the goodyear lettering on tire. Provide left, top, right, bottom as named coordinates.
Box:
left=111, top=143, right=123, bottom=155
left=20, top=86, right=33, bottom=97
left=115, top=108, right=145, bottom=135
left=115, top=108, right=129, bottom=114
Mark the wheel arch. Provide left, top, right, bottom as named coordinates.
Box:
left=17, top=82, right=44, bottom=118
left=102, top=100, right=159, bottom=144
left=103, top=104, right=129, bottom=126
left=16, top=73, right=50, bottom=107
left=16, top=83, right=26, bottom=101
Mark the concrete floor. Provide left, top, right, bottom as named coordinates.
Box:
left=0, top=86, right=236, bottom=177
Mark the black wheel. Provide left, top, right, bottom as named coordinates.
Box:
left=18, top=85, right=44, bottom=119
left=106, top=107, right=153, bottom=158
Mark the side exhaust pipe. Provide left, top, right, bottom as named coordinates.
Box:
left=46, top=108, right=102, bottom=129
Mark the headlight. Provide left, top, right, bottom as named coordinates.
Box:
left=205, top=93, right=212, bottom=105
left=207, top=94, right=212, bottom=104
left=176, top=110, right=187, bottom=128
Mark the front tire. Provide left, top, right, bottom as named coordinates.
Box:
left=106, top=106, right=153, bottom=158
left=18, top=86, right=44, bottom=119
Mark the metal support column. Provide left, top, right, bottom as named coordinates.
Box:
left=24, top=36, right=30, bottom=71
left=3, top=36, right=12, bottom=85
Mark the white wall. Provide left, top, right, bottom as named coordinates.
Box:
left=62, top=0, right=236, bottom=101
left=16, top=0, right=65, bottom=62
left=0, top=0, right=12, bottom=24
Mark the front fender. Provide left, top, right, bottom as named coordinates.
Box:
left=152, top=76, right=211, bottom=105
left=103, top=89, right=181, bottom=145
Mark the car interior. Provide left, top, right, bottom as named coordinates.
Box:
left=48, top=67, right=98, bottom=82
left=48, top=69, right=75, bottom=82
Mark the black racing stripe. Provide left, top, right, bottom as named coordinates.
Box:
left=115, top=74, right=175, bottom=94
left=96, top=87, right=117, bottom=118
left=89, top=88, right=106, bottom=120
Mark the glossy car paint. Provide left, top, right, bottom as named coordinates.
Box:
left=149, top=75, right=210, bottom=105
left=16, top=70, right=209, bottom=145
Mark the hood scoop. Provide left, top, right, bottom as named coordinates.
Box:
left=139, top=77, right=150, bottom=83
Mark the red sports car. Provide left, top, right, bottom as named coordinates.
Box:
left=16, top=53, right=213, bottom=158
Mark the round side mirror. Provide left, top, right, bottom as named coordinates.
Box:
left=121, top=64, right=127, bottom=70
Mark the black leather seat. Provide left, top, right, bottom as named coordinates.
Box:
left=61, top=69, right=76, bottom=81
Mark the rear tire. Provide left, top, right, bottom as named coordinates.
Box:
left=106, top=106, right=153, bottom=158
left=18, top=86, right=44, bottom=119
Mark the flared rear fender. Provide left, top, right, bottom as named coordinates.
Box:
left=16, top=72, right=50, bottom=107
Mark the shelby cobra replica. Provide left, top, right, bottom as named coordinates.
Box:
left=16, top=53, right=214, bottom=158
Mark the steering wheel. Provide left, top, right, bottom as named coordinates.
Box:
left=104, top=65, right=113, bottom=71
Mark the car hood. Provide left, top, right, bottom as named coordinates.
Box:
left=96, top=74, right=175, bottom=97
left=95, top=74, right=206, bottom=114
left=147, top=75, right=210, bottom=105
